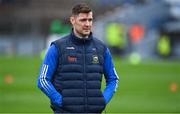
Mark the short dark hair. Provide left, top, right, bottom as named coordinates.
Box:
left=72, top=3, right=92, bottom=15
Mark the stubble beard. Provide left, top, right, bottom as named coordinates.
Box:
left=75, top=28, right=90, bottom=38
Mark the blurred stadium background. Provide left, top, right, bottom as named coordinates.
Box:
left=0, top=0, right=180, bottom=113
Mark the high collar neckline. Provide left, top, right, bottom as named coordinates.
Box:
left=70, top=30, right=93, bottom=44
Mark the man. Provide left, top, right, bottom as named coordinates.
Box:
left=38, top=3, right=119, bottom=113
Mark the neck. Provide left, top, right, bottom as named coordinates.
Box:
left=73, top=29, right=88, bottom=39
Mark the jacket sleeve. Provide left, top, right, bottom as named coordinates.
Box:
left=37, top=44, right=62, bottom=107
left=103, top=47, right=119, bottom=104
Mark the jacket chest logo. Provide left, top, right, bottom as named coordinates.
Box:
left=68, top=56, right=77, bottom=62
left=92, top=55, right=99, bottom=64
left=66, top=46, right=75, bottom=50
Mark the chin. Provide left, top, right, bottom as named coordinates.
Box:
left=83, top=33, right=90, bottom=37
left=83, top=31, right=90, bottom=35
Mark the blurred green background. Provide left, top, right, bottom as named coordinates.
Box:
left=0, top=56, right=179, bottom=113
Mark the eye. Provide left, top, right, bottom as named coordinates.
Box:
left=79, top=18, right=93, bottom=22
left=88, top=19, right=93, bottom=22
left=80, top=19, right=87, bottom=22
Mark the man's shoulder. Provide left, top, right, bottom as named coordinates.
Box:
left=92, top=37, right=107, bottom=54
left=93, top=37, right=107, bottom=48
left=54, top=34, right=70, bottom=44
left=50, top=34, right=71, bottom=50
left=51, top=34, right=70, bottom=47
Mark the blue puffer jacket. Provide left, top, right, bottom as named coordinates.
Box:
left=38, top=31, right=119, bottom=113
left=51, top=32, right=106, bottom=113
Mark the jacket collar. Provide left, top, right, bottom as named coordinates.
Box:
left=70, top=29, right=93, bottom=44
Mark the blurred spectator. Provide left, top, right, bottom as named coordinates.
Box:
left=106, top=23, right=127, bottom=55
left=41, top=19, right=70, bottom=60
left=46, top=20, right=71, bottom=48
left=157, top=34, right=171, bottom=57
left=129, top=24, right=145, bottom=44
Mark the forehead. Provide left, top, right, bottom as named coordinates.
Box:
left=76, top=12, right=93, bottom=19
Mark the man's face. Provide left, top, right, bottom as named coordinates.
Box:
left=70, top=12, right=93, bottom=37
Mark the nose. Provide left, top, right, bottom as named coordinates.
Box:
left=85, top=20, right=90, bottom=26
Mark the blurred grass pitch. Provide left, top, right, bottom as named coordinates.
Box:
left=0, top=56, right=180, bottom=113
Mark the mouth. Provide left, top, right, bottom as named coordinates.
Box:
left=83, top=28, right=90, bottom=31
left=84, top=29, right=90, bottom=31
left=83, top=27, right=90, bottom=30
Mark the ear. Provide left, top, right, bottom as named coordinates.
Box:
left=70, top=16, right=75, bottom=25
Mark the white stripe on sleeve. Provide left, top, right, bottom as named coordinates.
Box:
left=40, top=64, right=50, bottom=93
left=42, top=65, right=51, bottom=92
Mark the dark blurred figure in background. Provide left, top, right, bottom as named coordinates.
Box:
left=41, top=20, right=70, bottom=60
left=37, top=3, right=119, bottom=113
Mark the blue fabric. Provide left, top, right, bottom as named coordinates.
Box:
left=37, top=45, right=62, bottom=107
left=103, top=48, right=119, bottom=104
left=38, top=44, right=119, bottom=106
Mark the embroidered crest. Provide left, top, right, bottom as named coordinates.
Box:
left=92, top=55, right=99, bottom=64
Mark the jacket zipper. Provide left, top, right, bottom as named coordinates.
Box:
left=83, top=40, right=87, bottom=112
